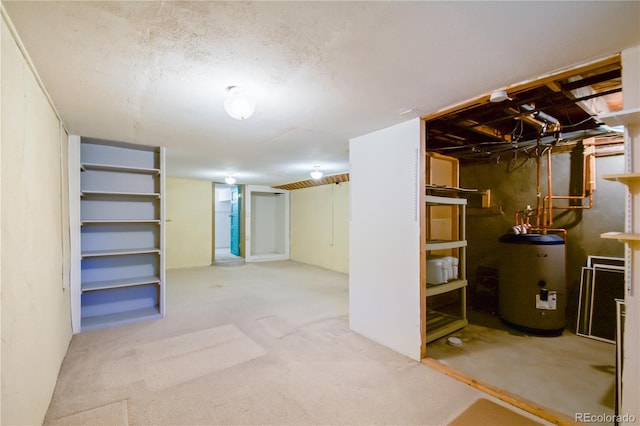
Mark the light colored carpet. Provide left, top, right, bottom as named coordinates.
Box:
left=448, top=398, right=542, bottom=426
left=45, top=261, right=549, bottom=425
left=47, top=400, right=128, bottom=425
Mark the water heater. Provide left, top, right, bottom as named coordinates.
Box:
left=498, top=233, right=566, bottom=335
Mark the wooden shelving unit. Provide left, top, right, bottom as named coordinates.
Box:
left=598, top=103, right=640, bottom=417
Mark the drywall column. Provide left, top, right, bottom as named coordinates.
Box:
left=349, top=118, right=422, bottom=361
left=621, top=45, right=640, bottom=422
left=0, top=13, right=4, bottom=424
left=1, top=9, right=72, bottom=424
left=165, top=178, right=212, bottom=269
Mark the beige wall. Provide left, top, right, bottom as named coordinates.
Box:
left=165, top=177, right=212, bottom=269
left=290, top=182, right=349, bottom=273
left=1, top=13, right=72, bottom=425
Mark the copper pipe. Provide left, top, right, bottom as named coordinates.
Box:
left=516, top=138, right=595, bottom=235
left=547, top=147, right=553, bottom=229
left=536, top=153, right=542, bottom=228
left=543, top=143, right=596, bottom=209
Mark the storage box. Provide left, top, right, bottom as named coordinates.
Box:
left=427, top=255, right=458, bottom=284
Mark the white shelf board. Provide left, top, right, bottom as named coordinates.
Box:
left=81, top=219, right=161, bottom=225
left=426, top=279, right=467, bottom=297
left=81, top=190, right=160, bottom=198
left=81, top=248, right=161, bottom=258
left=81, top=307, right=162, bottom=332
left=426, top=195, right=467, bottom=205
left=426, top=239, right=467, bottom=250
left=82, top=276, right=161, bottom=292
left=81, top=162, right=160, bottom=174
left=598, top=108, right=640, bottom=127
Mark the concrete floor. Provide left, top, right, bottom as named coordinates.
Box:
left=426, top=309, right=616, bottom=421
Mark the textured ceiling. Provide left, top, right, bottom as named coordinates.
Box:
left=3, top=1, right=639, bottom=185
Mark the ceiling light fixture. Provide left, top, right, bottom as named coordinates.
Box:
left=224, top=86, right=255, bottom=120
left=310, top=166, right=323, bottom=180
left=225, top=173, right=236, bottom=185
left=489, top=90, right=509, bottom=103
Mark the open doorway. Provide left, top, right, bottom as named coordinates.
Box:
left=213, top=184, right=244, bottom=265
left=421, top=56, right=626, bottom=420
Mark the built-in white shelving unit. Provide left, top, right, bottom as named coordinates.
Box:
left=425, top=194, right=468, bottom=343
left=598, top=102, right=640, bottom=416
left=72, top=137, right=165, bottom=332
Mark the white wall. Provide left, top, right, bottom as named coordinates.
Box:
left=245, top=185, right=289, bottom=262
left=251, top=193, right=280, bottom=254
left=1, top=11, right=72, bottom=424
left=165, top=177, right=212, bottom=269
left=349, top=118, right=422, bottom=361
left=290, top=182, right=349, bottom=273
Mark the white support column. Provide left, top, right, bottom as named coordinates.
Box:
left=68, top=135, right=81, bottom=333
left=620, top=45, right=640, bottom=423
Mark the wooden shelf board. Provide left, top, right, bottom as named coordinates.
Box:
left=426, top=279, right=467, bottom=297
left=82, top=276, right=161, bottom=292
left=600, top=232, right=640, bottom=242
left=81, top=162, right=160, bottom=174
left=81, top=190, right=160, bottom=198
left=81, top=307, right=162, bottom=332
left=81, top=248, right=160, bottom=258
left=426, top=240, right=467, bottom=250
left=602, top=173, right=640, bottom=186
left=598, top=107, right=640, bottom=127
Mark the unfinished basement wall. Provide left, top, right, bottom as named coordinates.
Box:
left=460, top=151, right=625, bottom=331
left=165, top=177, right=212, bottom=269
left=1, top=12, right=72, bottom=425
left=290, top=182, right=349, bottom=274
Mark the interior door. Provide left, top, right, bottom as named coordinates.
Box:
left=230, top=185, right=241, bottom=256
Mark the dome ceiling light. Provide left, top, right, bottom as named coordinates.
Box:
left=224, top=86, right=255, bottom=120
left=310, top=166, right=323, bottom=180
left=225, top=173, right=236, bottom=185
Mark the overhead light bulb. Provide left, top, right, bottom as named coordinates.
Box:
left=310, top=166, right=323, bottom=180
left=224, top=86, right=255, bottom=120
left=225, top=174, right=236, bottom=185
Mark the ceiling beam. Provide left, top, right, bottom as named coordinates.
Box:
left=561, top=69, right=621, bottom=92
left=422, top=54, right=621, bottom=122
left=458, top=120, right=512, bottom=142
